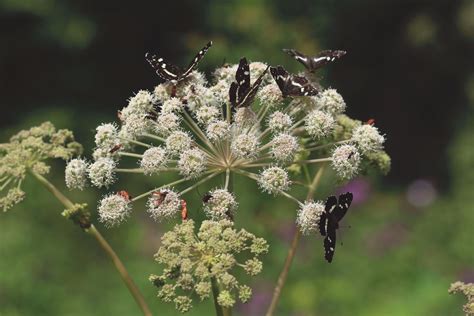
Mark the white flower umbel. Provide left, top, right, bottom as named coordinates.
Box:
left=234, top=108, right=257, bottom=127
left=154, top=112, right=180, bottom=136
left=195, top=105, right=220, bottom=125
left=166, top=131, right=192, bottom=156
left=258, top=167, right=290, bottom=195
left=352, top=124, right=385, bottom=154
left=140, top=147, right=167, bottom=175
left=88, top=157, right=116, bottom=188
left=98, top=194, right=131, bottom=227
left=331, top=144, right=361, bottom=179
left=83, top=56, right=389, bottom=233
left=120, top=90, right=154, bottom=121
left=270, top=134, right=299, bottom=162
left=206, top=120, right=230, bottom=141
left=162, top=97, right=183, bottom=113
left=296, top=201, right=325, bottom=235
left=231, top=132, right=260, bottom=159
left=315, top=89, right=346, bottom=114
left=257, top=83, right=283, bottom=108
left=305, top=110, right=335, bottom=139
left=128, top=90, right=154, bottom=113
left=147, top=189, right=181, bottom=221
left=203, top=189, right=238, bottom=220
left=65, top=158, right=88, bottom=190
left=267, top=111, right=292, bottom=133
left=178, top=148, right=207, bottom=178
left=121, top=113, right=152, bottom=139
left=95, top=123, right=119, bottom=149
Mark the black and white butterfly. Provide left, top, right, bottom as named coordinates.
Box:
left=319, top=192, right=353, bottom=263
left=283, top=49, right=346, bottom=72
left=145, top=41, right=212, bottom=82
left=270, top=65, right=319, bottom=97
left=229, top=57, right=269, bottom=109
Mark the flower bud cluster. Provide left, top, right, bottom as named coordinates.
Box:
left=150, top=219, right=268, bottom=312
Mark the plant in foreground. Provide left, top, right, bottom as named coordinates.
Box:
left=65, top=42, right=390, bottom=314
left=449, top=281, right=474, bottom=315
left=0, top=122, right=152, bottom=316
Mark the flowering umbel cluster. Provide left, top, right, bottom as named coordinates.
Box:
left=449, top=281, right=474, bottom=315
left=64, top=47, right=391, bottom=312
left=66, top=63, right=389, bottom=227
left=0, top=122, right=82, bottom=211
left=149, top=219, right=268, bottom=313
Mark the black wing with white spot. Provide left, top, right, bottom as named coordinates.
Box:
left=319, top=195, right=337, bottom=236
left=181, top=41, right=213, bottom=79
left=324, top=219, right=337, bottom=262
left=332, top=192, right=353, bottom=223
left=145, top=53, right=181, bottom=81
left=320, top=192, right=353, bottom=263
left=269, top=65, right=319, bottom=97
left=229, top=57, right=269, bottom=108
left=283, top=48, right=346, bottom=72
left=145, top=41, right=212, bottom=82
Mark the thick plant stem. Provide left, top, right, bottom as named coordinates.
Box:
left=29, top=171, right=152, bottom=316
left=211, top=278, right=224, bottom=316
left=211, top=277, right=233, bottom=316
left=87, top=225, right=152, bottom=316
left=265, top=166, right=325, bottom=316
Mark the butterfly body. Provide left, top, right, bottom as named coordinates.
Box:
left=229, top=57, right=269, bottom=109
left=283, top=49, right=346, bottom=72
left=319, top=192, right=353, bottom=262
left=270, top=65, right=319, bottom=97
left=146, top=41, right=212, bottom=82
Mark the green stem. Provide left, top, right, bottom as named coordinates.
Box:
left=29, top=171, right=152, bottom=316
left=210, top=275, right=232, bottom=316
left=265, top=166, right=325, bottom=316
left=211, top=277, right=224, bottom=316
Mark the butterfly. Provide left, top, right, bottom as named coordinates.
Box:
left=229, top=57, right=269, bottom=109
left=270, top=65, right=319, bottom=97
left=283, top=49, right=346, bottom=72
left=145, top=41, right=212, bottom=82
left=319, top=192, right=353, bottom=263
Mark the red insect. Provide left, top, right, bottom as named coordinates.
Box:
left=151, top=190, right=169, bottom=207
left=117, top=190, right=132, bottom=201
left=366, top=118, right=376, bottom=126
left=109, top=144, right=123, bottom=154
left=181, top=199, right=188, bottom=221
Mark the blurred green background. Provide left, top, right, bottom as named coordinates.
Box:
left=1, top=0, right=473, bottom=315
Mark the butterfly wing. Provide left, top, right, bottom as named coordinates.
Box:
left=270, top=65, right=318, bottom=97
left=235, top=57, right=251, bottom=103
left=308, top=50, right=346, bottom=71
left=145, top=53, right=182, bottom=81
left=237, top=65, right=270, bottom=108
left=283, top=48, right=312, bottom=69
left=285, top=75, right=319, bottom=96
left=180, top=41, right=213, bottom=79
left=319, top=195, right=337, bottom=236
left=229, top=81, right=239, bottom=108
left=270, top=66, right=290, bottom=94
left=324, top=217, right=337, bottom=263
left=333, top=192, right=353, bottom=222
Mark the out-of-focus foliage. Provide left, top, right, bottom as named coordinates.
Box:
left=0, top=0, right=473, bottom=315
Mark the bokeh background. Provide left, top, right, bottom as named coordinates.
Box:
left=1, top=0, right=473, bottom=315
